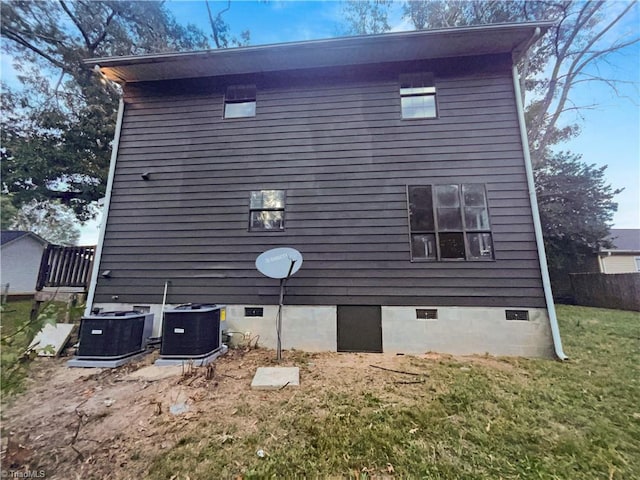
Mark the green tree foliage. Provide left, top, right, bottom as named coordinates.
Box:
left=535, top=152, right=622, bottom=268
left=341, top=0, right=394, bottom=35
left=403, top=0, right=527, bottom=29
left=0, top=0, right=210, bottom=220
left=1, top=195, right=18, bottom=229
left=1, top=302, right=61, bottom=397
left=10, top=200, right=82, bottom=246
left=1, top=86, right=115, bottom=221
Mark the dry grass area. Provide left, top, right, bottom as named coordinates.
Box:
left=1, top=348, right=445, bottom=479
left=1, top=305, right=639, bottom=479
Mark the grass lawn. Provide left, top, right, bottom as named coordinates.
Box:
left=2, top=305, right=637, bottom=479
left=148, top=305, right=639, bottom=479
left=1, top=299, right=78, bottom=336
left=1, top=299, right=37, bottom=334
left=1, top=299, right=81, bottom=395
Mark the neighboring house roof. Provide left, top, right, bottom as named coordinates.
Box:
left=86, top=21, right=554, bottom=84
left=0, top=230, right=48, bottom=248
left=602, top=229, right=640, bottom=253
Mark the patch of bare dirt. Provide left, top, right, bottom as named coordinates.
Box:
left=0, top=348, right=470, bottom=479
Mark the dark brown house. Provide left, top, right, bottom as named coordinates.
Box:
left=86, top=23, right=566, bottom=358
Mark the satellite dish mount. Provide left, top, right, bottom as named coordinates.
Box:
left=255, top=248, right=303, bottom=361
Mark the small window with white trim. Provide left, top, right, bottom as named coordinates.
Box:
left=224, top=84, right=256, bottom=118
left=249, top=190, right=285, bottom=231
left=400, top=73, right=437, bottom=119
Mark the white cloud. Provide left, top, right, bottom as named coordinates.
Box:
left=389, top=17, right=414, bottom=33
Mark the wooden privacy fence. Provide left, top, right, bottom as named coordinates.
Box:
left=570, top=273, right=640, bottom=312
left=36, top=245, right=96, bottom=291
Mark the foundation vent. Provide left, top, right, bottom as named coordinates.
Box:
left=506, top=309, right=529, bottom=321
left=245, top=307, right=264, bottom=317
left=416, top=308, right=438, bottom=320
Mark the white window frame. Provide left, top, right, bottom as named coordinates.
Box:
left=224, top=84, right=256, bottom=119
left=400, top=73, right=437, bottom=119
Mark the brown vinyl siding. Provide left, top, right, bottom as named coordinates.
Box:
left=94, top=54, right=545, bottom=307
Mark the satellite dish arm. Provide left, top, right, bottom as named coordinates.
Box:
left=285, top=259, right=297, bottom=280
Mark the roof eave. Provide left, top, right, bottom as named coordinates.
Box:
left=599, top=250, right=640, bottom=255
left=85, top=22, right=554, bottom=84
left=0, top=231, right=48, bottom=248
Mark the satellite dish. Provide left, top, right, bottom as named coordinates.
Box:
left=255, top=247, right=303, bottom=279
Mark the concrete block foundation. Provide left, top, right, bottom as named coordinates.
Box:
left=91, top=303, right=554, bottom=357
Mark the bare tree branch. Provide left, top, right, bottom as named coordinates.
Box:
left=59, top=0, right=92, bottom=50
left=536, top=1, right=638, bottom=155
left=47, top=70, right=67, bottom=110
left=89, top=8, right=118, bottom=52
left=530, top=1, right=600, bottom=130
left=206, top=0, right=231, bottom=49
left=570, top=77, right=632, bottom=96
left=0, top=27, right=67, bottom=71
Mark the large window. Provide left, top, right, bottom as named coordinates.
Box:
left=400, top=73, right=437, bottom=119
left=249, top=190, right=285, bottom=231
left=408, top=184, right=493, bottom=261
left=224, top=84, right=256, bottom=119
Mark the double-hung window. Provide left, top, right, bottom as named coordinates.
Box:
left=249, top=190, right=285, bottom=231
left=400, top=73, right=437, bottom=119
left=408, top=184, right=493, bottom=261
left=224, top=84, right=256, bottom=118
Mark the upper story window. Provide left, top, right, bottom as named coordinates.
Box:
left=408, top=184, right=493, bottom=261
left=400, top=73, right=437, bottom=119
left=249, top=190, right=285, bottom=231
left=224, top=84, right=256, bottom=118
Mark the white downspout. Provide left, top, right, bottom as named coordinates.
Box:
left=85, top=98, right=126, bottom=316
left=598, top=253, right=607, bottom=273
left=512, top=62, right=568, bottom=360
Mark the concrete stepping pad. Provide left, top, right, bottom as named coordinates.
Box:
left=251, top=367, right=299, bottom=390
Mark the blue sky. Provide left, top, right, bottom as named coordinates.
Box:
left=169, top=0, right=347, bottom=44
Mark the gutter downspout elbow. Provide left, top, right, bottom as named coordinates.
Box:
left=512, top=32, right=568, bottom=361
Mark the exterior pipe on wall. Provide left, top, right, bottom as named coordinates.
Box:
left=85, top=98, right=126, bottom=316
left=512, top=58, right=568, bottom=360
left=598, top=254, right=607, bottom=273
left=159, top=280, right=170, bottom=338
